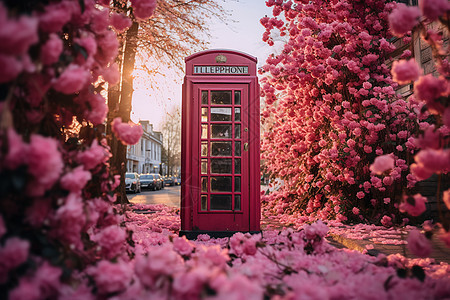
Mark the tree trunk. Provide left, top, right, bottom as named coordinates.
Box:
left=108, top=21, right=140, bottom=205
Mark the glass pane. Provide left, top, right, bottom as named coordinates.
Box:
left=235, top=124, right=241, bottom=139
left=202, top=108, right=208, bottom=122
left=235, top=177, right=241, bottom=192
left=201, top=142, right=208, bottom=156
left=211, top=91, right=231, bottom=104
left=235, top=195, right=241, bottom=211
left=211, top=142, right=232, bottom=156
left=211, top=108, right=232, bottom=121
left=201, top=195, right=207, bottom=211
left=234, top=91, right=241, bottom=105
left=211, top=125, right=232, bottom=139
left=201, top=124, right=208, bottom=139
left=210, top=195, right=232, bottom=210
left=211, top=176, right=232, bottom=192
left=201, top=159, right=208, bottom=174
left=201, top=91, right=208, bottom=104
left=234, top=108, right=241, bottom=121
left=235, top=159, right=241, bottom=174
left=235, top=141, right=241, bottom=156
left=211, top=158, right=232, bottom=174
left=201, top=177, right=208, bottom=192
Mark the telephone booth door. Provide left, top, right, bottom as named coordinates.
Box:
left=181, top=49, right=260, bottom=238
left=195, top=84, right=249, bottom=231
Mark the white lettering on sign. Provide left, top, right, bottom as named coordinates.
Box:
left=211, top=107, right=232, bottom=115
left=193, top=66, right=249, bottom=74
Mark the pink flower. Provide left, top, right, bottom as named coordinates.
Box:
left=135, top=244, right=183, bottom=287
left=110, top=13, right=132, bottom=33
left=4, top=128, right=28, bottom=169
left=60, top=166, right=92, bottom=193
left=41, top=34, right=63, bottom=65
left=173, top=236, right=194, bottom=256
left=391, top=59, right=421, bottom=85
left=35, top=261, right=62, bottom=298
left=381, top=215, right=392, bottom=227
left=38, top=2, right=72, bottom=33
left=0, top=54, right=23, bottom=83
left=91, top=225, right=126, bottom=259
left=407, top=229, right=431, bottom=258
left=352, top=207, right=360, bottom=215
left=370, top=154, right=394, bottom=175
left=112, top=117, right=143, bottom=145
left=419, top=0, right=449, bottom=21
left=95, top=28, right=119, bottom=67
left=356, top=191, right=365, bottom=199
left=388, top=3, right=420, bottom=37
left=384, top=198, right=391, bottom=204
left=410, top=163, right=434, bottom=181
left=27, top=134, right=63, bottom=196
left=84, top=93, right=108, bottom=125
left=0, top=215, right=5, bottom=239
left=131, top=0, right=157, bottom=21
left=414, top=74, right=447, bottom=113
left=77, top=139, right=111, bottom=170
left=440, top=229, right=450, bottom=248
left=443, top=189, right=450, bottom=210
left=8, top=278, right=40, bottom=300
left=90, top=9, right=109, bottom=34
left=53, top=194, right=85, bottom=249
left=0, top=237, right=29, bottom=271
left=90, top=260, right=132, bottom=294
left=53, top=64, right=89, bottom=94
left=415, top=148, right=449, bottom=174
left=0, top=11, right=39, bottom=55
left=399, top=194, right=427, bottom=217
left=102, top=63, right=120, bottom=85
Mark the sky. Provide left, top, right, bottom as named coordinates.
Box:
left=130, top=0, right=276, bottom=130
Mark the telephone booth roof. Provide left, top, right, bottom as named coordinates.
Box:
left=185, top=49, right=257, bottom=63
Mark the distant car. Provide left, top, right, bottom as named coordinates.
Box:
left=149, top=173, right=163, bottom=190
left=125, top=172, right=141, bottom=193
left=174, top=176, right=180, bottom=185
left=164, top=176, right=175, bottom=186
left=139, top=174, right=157, bottom=190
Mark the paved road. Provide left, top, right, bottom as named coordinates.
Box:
left=128, top=185, right=180, bottom=208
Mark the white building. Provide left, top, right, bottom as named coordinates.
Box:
left=126, top=120, right=163, bottom=174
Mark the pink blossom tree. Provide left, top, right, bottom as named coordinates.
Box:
left=260, top=0, right=427, bottom=224
left=0, top=0, right=146, bottom=297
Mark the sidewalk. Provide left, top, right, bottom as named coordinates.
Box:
left=261, top=216, right=450, bottom=264
left=328, top=227, right=450, bottom=264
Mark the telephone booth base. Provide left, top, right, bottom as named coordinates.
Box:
left=180, top=230, right=261, bottom=240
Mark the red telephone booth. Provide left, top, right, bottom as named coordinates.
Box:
left=180, top=49, right=260, bottom=238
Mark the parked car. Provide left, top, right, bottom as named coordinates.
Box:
left=164, top=176, right=175, bottom=186
left=139, top=174, right=157, bottom=190
left=125, top=172, right=141, bottom=193
left=149, top=173, right=163, bottom=190
left=174, top=176, right=180, bottom=186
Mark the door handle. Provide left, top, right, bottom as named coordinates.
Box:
left=244, top=142, right=249, bottom=151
